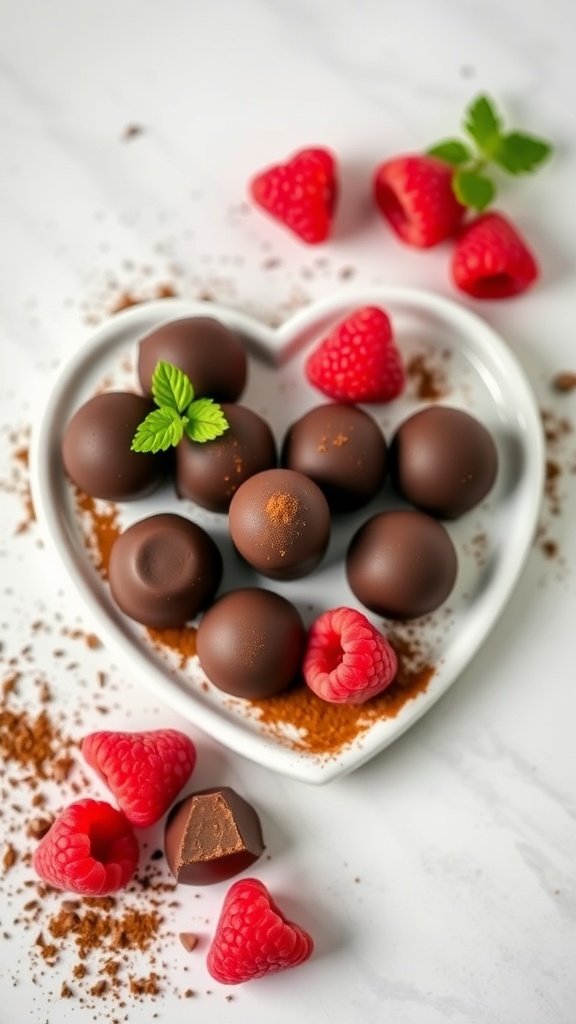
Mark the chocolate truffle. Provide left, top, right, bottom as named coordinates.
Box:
left=165, top=787, right=264, bottom=885
left=176, top=404, right=277, bottom=512
left=346, top=509, right=457, bottom=619
left=138, top=317, right=247, bottom=402
left=108, top=513, right=222, bottom=627
left=196, top=587, right=306, bottom=698
left=62, top=392, right=165, bottom=501
left=390, top=405, right=498, bottom=519
left=281, top=403, right=387, bottom=511
left=228, top=468, right=330, bottom=580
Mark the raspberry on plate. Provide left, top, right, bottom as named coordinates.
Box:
left=32, top=799, right=139, bottom=896
left=305, top=305, right=404, bottom=403
left=250, top=146, right=338, bottom=244
left=451, top=211, right=539, bottom=298
left=81, top=729, right=196, bottom=828
left=303, top=606, right=398, bottom=704
left=374, top=154, right=465, bottom=248
left=207, top=878, right=313, bottom=984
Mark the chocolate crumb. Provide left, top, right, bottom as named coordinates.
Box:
left=178, top=932, right=198, bottom=953
left=122, top=123, right=145, bottom=141
left=552, top=371, right=576, bottom=393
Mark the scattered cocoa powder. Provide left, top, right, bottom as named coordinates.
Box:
left=406, top=352, right=450, bottom=401
left=122, top=123, right=145, bottom=141
left=73, top=489, right=121, bottom=577
left=537, top=408, right=576, bottom=562
left=146, top=626, right=197, bottom=667
left=1, top=428, right=36, bottom=534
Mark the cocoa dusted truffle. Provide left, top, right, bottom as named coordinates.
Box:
left=62, top=392, right=165, bottom=501
left=228, top=468, right=330, bottom=580
left=390, top=405, right=498, bottom=519
left=176, top=405, right=277, bottom=512
left=138, top=317, right=247, bottom=402
left=165, top=787, right=264, bottom=885
left=346, top=509, right=457, bottom=619
left=196, top=587, right=306, bottom=698
left=281, top=402, right=387, bottom=511
left=108, top=513, right=222, bottom=627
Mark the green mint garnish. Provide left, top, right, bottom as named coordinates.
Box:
left=151, top=360, right=193, bottom=413
left=427, top=94, right=553, bottom=211
left=131, top=361, right=229, bottom=454
left=183, top=398, right=230, bottom=444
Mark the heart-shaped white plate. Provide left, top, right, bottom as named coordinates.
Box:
left=30, top=287, right=543, bottom=784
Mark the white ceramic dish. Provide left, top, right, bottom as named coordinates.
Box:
left=30, top=287, right=544, bottom=784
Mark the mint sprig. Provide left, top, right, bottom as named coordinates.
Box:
left=427, top=94, right=553, bottom=212
left=131, top=361, right=229, bottom=453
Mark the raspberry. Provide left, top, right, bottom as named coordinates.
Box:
left=250, top=146, right=338, bottom=244
left=32, top=799, right=138, bottom=896
left=374, top=154, right=465, bottom=248
left=451, top=211, right=539, bottom=298
left=81, top=729, right=196, bottom=828
left=303, top=607, right=397, bottom=704
left=305, top=306, right=404, bottom=403
left=207, top=878, right=313, bottom=984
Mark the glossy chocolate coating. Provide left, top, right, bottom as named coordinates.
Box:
left=228, top=468, right=330, bottom=580
left=196, top=587, right=306, bottom=698
left=390, top=405, right=498, bottom=519
left=108, top=513, right=222, bottom=627
left=281, top=403, right=387, bottom=511
left=346, top=509, right=457, bottom=619
left=176, top=404, right=277, bottom=512
left=165, top=787, right=264, bottom=885
left=62, top=392, right=165, bottom=501
left=138, top=317, right=247, bottom=402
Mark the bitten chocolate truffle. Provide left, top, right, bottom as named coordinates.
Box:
left=165, top=787, right=264, bottom=885
left=176, top=405, right=277, bottom=512
left=196, top=587, right=306, bottom=698
left=62, top=392, right=165, bottom=501
left=390, top=405, right=498, bottom=519
left=108, top=513, right=222, bottom=627
left=138, top=317, right=247, bottom=402
left=228, top=468, right=330, bottom=579
left=346, top=509, right=458, bottom=619
left=281, top=403, right=388, bottom=511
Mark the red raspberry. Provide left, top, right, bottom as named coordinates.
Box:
left=451, top=211, right=539, bottom=298
left=303, top=607, right=397, bottom=704
left=305, top=305, right=404, bottom=403
left=250, top=146, right=337, bottom=244
left=374, top=154, right=465, bottom=248
left=207, top=878, right=313, bottom=984
left=32, top=799, right=138, bottom=896
left=81, top=729, right=196, bottom=828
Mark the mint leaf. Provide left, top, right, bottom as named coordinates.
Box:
left=453, top=169, right=496, bottom=211
left=427, top=139, right=472, bottom=166
left=493, top=132, right=552, bottom=175
left=184, top=398, right=229, bottom=444
left=131, top=406, right=184, bottom=453
left=464, top=95, right=502, bottom=157
left=151, top=360, right=193, bottom=413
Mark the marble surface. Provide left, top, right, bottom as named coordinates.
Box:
left=0, top=1, right=575, bottom=1021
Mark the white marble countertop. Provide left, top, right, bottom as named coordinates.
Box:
left=1, top=1, right=575, bottom=1021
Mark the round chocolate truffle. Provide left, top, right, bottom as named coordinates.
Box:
left=390, top=405, right=498, bottom=519
left=62, top=392, right=165, bottom=501
left=228, top=468, right=330, bottom=580
left=138, top=317, right=247, bottom=402
left=281, top=403, right=387, bottom=511
left=108, top=513, right=222, bottom=628
left=196, top=588, right=306, bottom=698
left=346, top=509, right=458, bottom=619
left=176, top=405, right=277, bottom=512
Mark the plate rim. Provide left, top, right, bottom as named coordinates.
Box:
left=29, top=286, right=545, bottom=784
